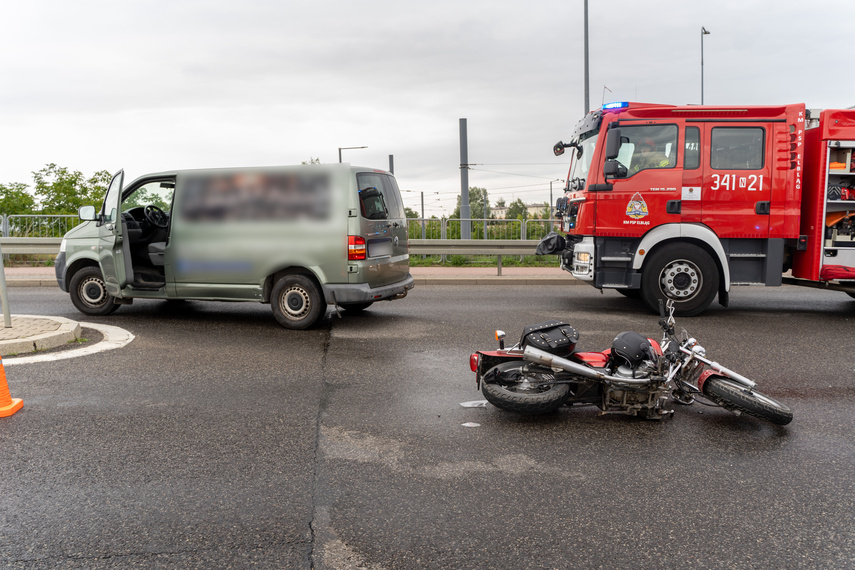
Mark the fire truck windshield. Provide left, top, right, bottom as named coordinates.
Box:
left=568, top=132, right=599, bottom=186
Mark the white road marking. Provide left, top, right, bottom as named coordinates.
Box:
left=3, top=322, right=135, bottom=365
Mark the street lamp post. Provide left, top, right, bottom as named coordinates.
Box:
left=584, top=0, right=589, bottom=114
left=701, top=27, right=710, bottom=105
left=338, top=146, right=367, bottom=163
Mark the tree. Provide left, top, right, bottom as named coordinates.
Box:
left=447, top=187, right=492, bottom=239
left=32, top=164, right=112, bottom=214
left=451, top=187, right=490, bottom=220
left=404, top=207, right=419, bottom=219
left=0, top=182, right=36, bottom=214
left=302, top=157, right=322, bottom=165
left=122, top=188, right=172, bottom=211
left=505, top=198, right=528, bottom=221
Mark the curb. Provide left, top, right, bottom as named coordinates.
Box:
left=0, top=315, right=82, bottom=357
left=411, top=276, right=578, bottom=286
left=5, top=279, right=58, bottom=287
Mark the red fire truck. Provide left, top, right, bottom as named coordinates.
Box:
left=548, top=101, right=855, bottom=316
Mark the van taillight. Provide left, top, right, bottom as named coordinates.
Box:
left=348, top=236, right=367, bottom=260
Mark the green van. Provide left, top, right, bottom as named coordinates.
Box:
left=55, top=164, right=413, bottom=329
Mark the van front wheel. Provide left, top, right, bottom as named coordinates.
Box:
left=69, top=266, right=121, bottom=316
left=271, top=275, right=324, bottom=329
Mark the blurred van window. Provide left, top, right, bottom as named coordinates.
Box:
left=179, top=171, right=331, bottom=222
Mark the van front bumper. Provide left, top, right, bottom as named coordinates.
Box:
left=55, top=252, right=68, bottom=292
left=324, top=274, right=415, bottom=304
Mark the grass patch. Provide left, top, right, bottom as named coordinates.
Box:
left=4, top=254, right=57, bottom=267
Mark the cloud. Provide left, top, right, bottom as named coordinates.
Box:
left=1, top=0, right=854, bottom=217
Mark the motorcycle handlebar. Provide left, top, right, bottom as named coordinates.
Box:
left=658, top=300, right=675, bottom=336
left=677, top=345, right=756, bottom=390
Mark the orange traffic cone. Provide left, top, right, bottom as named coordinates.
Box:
left=0, top=356, right=23, bottom=418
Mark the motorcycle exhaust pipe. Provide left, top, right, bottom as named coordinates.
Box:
left=523, top=345, right=651, bottom=385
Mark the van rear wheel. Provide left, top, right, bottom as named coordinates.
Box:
left=271, top=274, right=324, bottom=329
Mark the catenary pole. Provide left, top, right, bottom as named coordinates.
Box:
left=459, top=118, right=471, bottom=239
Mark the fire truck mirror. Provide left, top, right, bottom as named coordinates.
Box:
left=606, top=128, right=622, bottom=159
left=553, top=141, right=566, bottom=156
left=604, top=160, right=627, bottom=180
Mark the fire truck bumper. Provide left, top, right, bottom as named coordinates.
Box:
left=563, top=236, right=595, bottom=281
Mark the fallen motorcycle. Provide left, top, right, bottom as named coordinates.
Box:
left=469, top=301, right=793, bottom=425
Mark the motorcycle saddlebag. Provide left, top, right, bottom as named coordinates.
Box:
left=520, top=320, right=579, bottom=356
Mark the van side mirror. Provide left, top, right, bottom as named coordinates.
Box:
left=78, top=205, right=97, bottom=221
left=605, top=128, right=622, bottom=159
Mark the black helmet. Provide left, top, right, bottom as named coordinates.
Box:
left=611, top=331, right=654, bottom=368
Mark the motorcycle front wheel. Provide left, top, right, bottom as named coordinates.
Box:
left=703, top=377, right=793, bottom=426
left=481, top=361, right=571, bottom=415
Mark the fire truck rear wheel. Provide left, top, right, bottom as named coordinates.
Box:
left=641, top=243, right=719, bottom=317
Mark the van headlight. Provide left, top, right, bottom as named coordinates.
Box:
left=59, top=238, right=67, bottom=253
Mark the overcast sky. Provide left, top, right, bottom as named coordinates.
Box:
left=2, top=0, right=854, bottom=217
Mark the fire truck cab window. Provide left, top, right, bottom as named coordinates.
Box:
left=684, top=126, right=700, bottom=170
left=618, top=125, right=678, bottom=175
left=710, top=127, right=765, bottom=170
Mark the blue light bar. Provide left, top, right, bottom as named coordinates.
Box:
left=602, top=101, right=629, bottom=110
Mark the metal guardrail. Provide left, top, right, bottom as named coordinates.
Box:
left=0, top=237, right=64, bottom=254
left=409, top=239, right=540, bottom=256
left=408, top=239, right=544, bottom=275
left=408, top=218, right=561, bottom=241
left=2, top=214, right=81, bottom=238
left=0, top=237, right=541, bottom=256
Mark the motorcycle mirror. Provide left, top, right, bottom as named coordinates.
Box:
left=495, top=330, right=506, bottom=350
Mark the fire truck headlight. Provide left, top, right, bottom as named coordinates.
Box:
left=576, top=252, right=591, bottom=263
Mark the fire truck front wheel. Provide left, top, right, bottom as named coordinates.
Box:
left=641, top=243, right=719, bottom=317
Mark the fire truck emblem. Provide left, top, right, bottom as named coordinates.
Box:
left=626, top=193, right=649, bottom=220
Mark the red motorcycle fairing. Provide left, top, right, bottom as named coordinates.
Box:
left=472, top=350, right=523, bottom=388
left=696, top=369, right=723, bottom=392
left=573, top=350, right=610, bottom=367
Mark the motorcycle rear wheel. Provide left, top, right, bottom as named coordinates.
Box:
left=481, top=361, right=571, bottom=415
left=703, top=377, right=793, bottom=426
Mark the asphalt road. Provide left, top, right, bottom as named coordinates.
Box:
left=2, top=284, right=854, bottom=568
